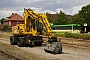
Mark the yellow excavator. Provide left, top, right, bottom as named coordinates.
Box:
left=10, top=8, right=62, bottom=54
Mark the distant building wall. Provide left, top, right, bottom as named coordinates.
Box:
left=4, top=21, right=9, bottom=25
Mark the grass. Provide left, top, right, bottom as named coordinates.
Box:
left=62, top=52, right=69, bottom=54
left=55, top=32, right=90, bottom=40
left=11, top=58, right=17, bottom=60
left=0, top=41, right=46, bottom=60
left=0, top=31, right=48, bottom=60
left=0, top=31, right=12, bottom=39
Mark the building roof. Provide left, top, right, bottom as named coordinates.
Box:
left=4, top=13, right=24, bottom=21
left=50, top=14, right=72, bottom=18
left=50, top=14, right=57, bottom=18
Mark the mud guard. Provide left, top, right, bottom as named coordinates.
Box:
left=44, top=42, right=62, bottom=54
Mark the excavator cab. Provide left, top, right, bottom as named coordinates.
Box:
left=36, top=20, right=43, bottom=33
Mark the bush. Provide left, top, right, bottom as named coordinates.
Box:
left=55, top=32, right=66, bottom=37
left=82, top=34, right=90, bottom=40
left=1, top=24, right=10, bottom=32
left=55, top=32, right=90, bottom=40
left=64, top=32, right=72, bottom=38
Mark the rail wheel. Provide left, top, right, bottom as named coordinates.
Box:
left=34, top=42, right=42, bottom=46
left=17, top=37, right=24, bottom=47
left=10, top=36, right=16, bottom=45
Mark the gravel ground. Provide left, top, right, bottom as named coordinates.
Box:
left=0, top=53, right=8, bottom=60
left=0, top=31, right=90, bottom=60
left=0, top=41, right=48, bottom=60
left=0, top=38, right=90, bottom=60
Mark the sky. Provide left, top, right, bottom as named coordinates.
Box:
left=0, top=0, right=90, bottom=19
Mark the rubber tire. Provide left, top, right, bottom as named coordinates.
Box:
left=34, top=42, right=42, bottom=46
left=24, top=43, right=28, bottom=47
left=10, top=36, right=16, bottom=45
left=17, top=37, right=24, bottom=47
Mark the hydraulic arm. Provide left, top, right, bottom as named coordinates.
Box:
left=24, top=9, right=56, bottom=41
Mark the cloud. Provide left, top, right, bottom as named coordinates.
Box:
left=0, top=10, right=23, bottom=18
left=41, top=10, right=55, bottom=14
left=56, top=1, right=61, bottom=3
left=56, top=8, right=64, bottom=13
left=33, top=0, right=43, bottom=2
left=71, top=5, right=85, bottom=15
left=0, top=0, right=90, bottom=18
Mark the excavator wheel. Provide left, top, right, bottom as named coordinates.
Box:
left=34, top=42, right=42, bottom=46
left=17, top=37, right=24, bottom=47
left=10, top=36, right=17, bottom=45
left=17, top=37, right=28, bottom=47
left=44, top=42, right=62, bottom=54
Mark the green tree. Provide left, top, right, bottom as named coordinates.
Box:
left=79, top=4, right=90, bottom=26
left=1, top=24, right=10, bottom=32
left=0, top=18, right=5, bottom=25
left=72, top=14, right=85, bottom=25
left=46, top=12, right=53, bottom=23
left=53, top=10, right=70, bottom=25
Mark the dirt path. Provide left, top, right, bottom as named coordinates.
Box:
left=0, top=38, right=90, bottom=60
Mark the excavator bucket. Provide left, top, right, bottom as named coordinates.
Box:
left=44, top=41, right=62, bottom=54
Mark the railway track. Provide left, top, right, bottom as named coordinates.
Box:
left=0, top=50, right=22, bottom=60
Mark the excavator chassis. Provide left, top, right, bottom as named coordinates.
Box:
left=10, top=34, right=43, bottom=47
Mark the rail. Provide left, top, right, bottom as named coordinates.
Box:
left=0, top=50, right=22, bottom=60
